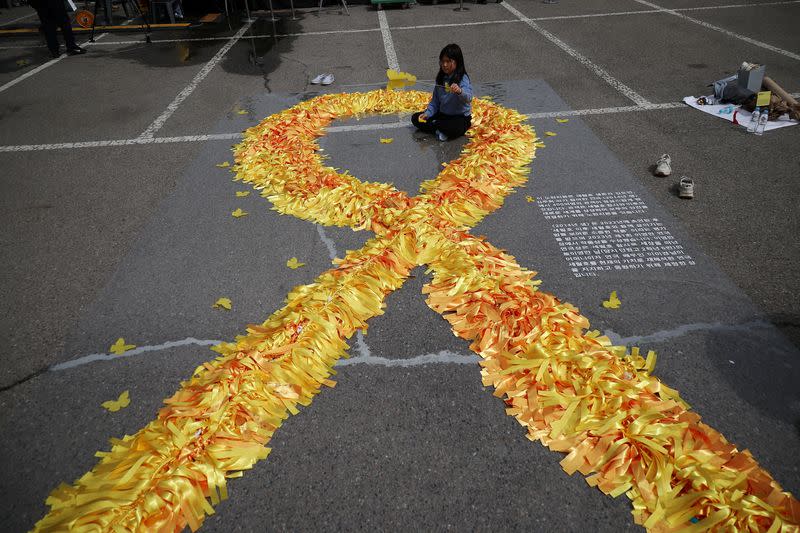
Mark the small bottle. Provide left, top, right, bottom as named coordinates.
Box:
left=755, top=108, right=769, bottom=136
left=747, top=107, right=760, bottom=133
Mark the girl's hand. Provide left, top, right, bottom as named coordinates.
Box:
left=449, top=83, right=462, bottom=95
left=419, top=113, right=428, bottom=122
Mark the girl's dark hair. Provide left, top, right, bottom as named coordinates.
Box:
left=435, top=43, right=467, bottom=87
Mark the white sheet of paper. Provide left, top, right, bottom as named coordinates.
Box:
left=683, top=96, right=798, bottom=132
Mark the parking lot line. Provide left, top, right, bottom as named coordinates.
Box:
left=0, top=32, right=110, bottom=94
left=0, top=11, right=36, bottom=27
left=378, top=10, right=399, bottom=71
left=634, top=0, right=800, bottom=61
left=0, top=133, right=240, bottom=152
left=137, top=20, right=254, bottom=139
left=0, top=102, right=695, bottom=153
left=9, top=90, right=791, bottom=153
left=502, top=1, right=652, bottom=106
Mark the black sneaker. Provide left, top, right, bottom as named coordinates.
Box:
left=66, top=46, right=87, bottom=56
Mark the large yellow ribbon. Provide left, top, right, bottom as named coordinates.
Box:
left=33, top=90, right=798, bottom=532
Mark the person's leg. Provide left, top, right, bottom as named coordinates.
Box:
left=434, top=114, right=471, bottom=139
left=59, top=12, right=78, bottom=49
left=411, top=112, right=437, bottom=134
left=50, top=0, right=80, bottom=50
left=35, top=8, right=60, bottom=57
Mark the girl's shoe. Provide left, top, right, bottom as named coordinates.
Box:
left=654, top=154, right=672, bottom=176
left=436, top=130, right=448, bottom=141
left=321, top=73, right=335, bottom=85
left=310, top=73, right=325, bottom=84
left=678, top=176, right=694, bottom=199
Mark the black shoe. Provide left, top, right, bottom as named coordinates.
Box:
left=66, top=46, right=87, bottom=56
left=49, top=47, right=60, bottom=58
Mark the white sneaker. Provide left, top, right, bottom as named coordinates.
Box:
left=654, top=154, right=672, bottom=177
left=436, top=130, right=448, bottom=141
left=678, top=176, right=694, bottom=199
left=321, top=73, right=335, bottom=86
left=310, top=73, right=325, bottom=84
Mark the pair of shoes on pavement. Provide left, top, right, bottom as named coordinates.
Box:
left=654, top=154, right=694, bottom=199
left=311, top=73, right=334, bottom=85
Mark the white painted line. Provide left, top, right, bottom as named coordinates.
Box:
left=50, top=337, right=220, bottom=371
left=65, top=26, right=384, bottom=47
left=338, top=350, right=479, bottom=367
left=377, top=10, right=399, bottom=71
left=525, top=0, right=800, bottom=22
left=137, top=20, right=254, bottom=139
left=525, top=101, right=684, bottom=119
left=681, top=0, right=800, bottom=13
left=502, top=1, right=652, bottom=106
left=47, top=334, right=478, bottom=370
left=390, top=18, right=519, bottom=31
left=316, top=225, right=339, bottom=260
left=0, top=55, right=64, bottom=94
left=0, top=103, right=702, bottom=152
left=326, top=121, right=409, bottom=133
left=50, top=318, right=779, bottom=372
left=0, top=10, right=36, bottom=27
left=0, top=31, right=111, bottom=94
left=634, top=0, right=800, bottom=61
left=605, top=319, right=774, bottom=347
left=15, top=92, right=800, bottom=153
left=0, top=133, right=241, bottom=152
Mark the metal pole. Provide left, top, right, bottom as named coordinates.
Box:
left=454, top=0, right=468, bottom=12
left=244, top=0, right=255, bottom=21
left=289, top=0, right=296, bottom=20
left=266, top=0, right=279, bottom=22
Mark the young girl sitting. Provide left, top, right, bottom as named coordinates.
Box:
left=412, top=43, right=473, bottom=141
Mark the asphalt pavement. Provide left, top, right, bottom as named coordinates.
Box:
left=1, top=1, right=799, bottom=531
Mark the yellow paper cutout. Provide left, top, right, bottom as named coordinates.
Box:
left=101, top=391, right=130, bottom=412
left=545, top=131, right=557, bottom=137
left=236, top=110, right=248, bottom=115
left=756, top=91, right=771, bottom=107
left=236, top=191, right=251, bottom=197
left=386, top=68, right=417, bottom=90
left=286, top=257, right=305, bottom=269
left=526, top=196, right=535, bottom=203
left=602, top=291, right=621, bottom=309
left=216, top=161, right=231, bottom=168
left=213, top=297, right=232, bottom=310
left=556, top=118, right=569, bottom=123
left=231, top=208, right=248, bottom=218
left=109, top=338, right=135, bottom=355
left=379, top=138, right=394, bottom=144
